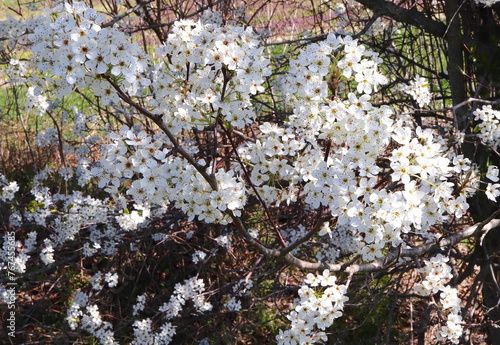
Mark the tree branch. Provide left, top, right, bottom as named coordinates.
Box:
left=234, top=208, right=500, bottom=274
left=104, top=77, right=218, bottom=191
left=354, top=0, right=447, bottom=37
left=343, top=209, right=500, bottom=274
left=102, top=1, right=155, bottom=28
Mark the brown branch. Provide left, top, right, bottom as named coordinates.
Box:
left=126, top=0, right=226, bottom=33
left=104, top=76, right=218, bottom=191
left=353, top=0, right=447, bottom=37
left=233, top=207, right=500, bottom=274
left=102, top=0, right=155, bottom=28
left=45, top=109, right=66, bottom=168
left=411, top=97, right=500, bottom=114
left=220, top=124, right=287, bottom=247
left=278, top=213, right=327, bottom=256
left=342, top=210, right=500, bottom=274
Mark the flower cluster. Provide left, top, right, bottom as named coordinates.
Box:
left=222, top=278, right=254, bottom=313
left=414, top=254, right=463, bottom=344
left=159, top=277, right=213, bottom=319
left=67, top=276, right=211, bottom=344
left=81, top=304, right=118, bottom=345
left=402, top=75, right=432, bottom=108
left=90, top=271, right=119, bottom=290
left=474, top=105, right=500, bottom=150
left=0, top=230, right=38, bottom=275
left=66, top=291, right=118, bottom=344
left=152, top=18, right=271, bottom=135
left=92, top=125, right=247, bottom=226
left=66, top=290, right=90, bottom=330
left=6, top=184, right=125, bottom=267
left=192, top=250, right=207, bottom=264
left=276, top=270, right=348, bottom=344
left=130, top=277, right=211, bottom=344
left=0, top=233, right=24, bottom=274
left=245, top=33, right=481, bottom=263
left=35, top=127, right=59, bottom=148
left=0, top=174, right=19, bottom=202
left=25, top=85, right=49, bottom=115
left=131, top=318, right=176, bottom=345
left=224, top=296, right=242, bottom=312
left=475, top=0, right=500, bottom=6
left=1, top=1, right=498, bottom=344
left=26, top=189, right=109, bottom=246
left=24, top=2, right=149, bottom=105
left=132, top=293, right=148, bottom=316
left=484, top=165, right=500, bottom=201
left=276, top=34, right=388, bottom=137
left=40, top=238, right=55, bottom=265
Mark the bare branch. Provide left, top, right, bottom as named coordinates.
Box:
left=102, top=1, right=155, bottom=28
left=126, top=0, right=226, bottom=33
left=234, top=208, right=500, bottom=274
left=343, top=210, right=500, bottom=274
left=353, top=0, right=447, bottom=37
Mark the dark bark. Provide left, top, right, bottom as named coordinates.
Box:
left=354, top=0, right=447, bottom=36
left=480, top=227, right=500, bottom=345
left=444, top=0, right=467, bottom=128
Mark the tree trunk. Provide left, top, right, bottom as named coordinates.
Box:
left=444, top=0, right=467, bottom=128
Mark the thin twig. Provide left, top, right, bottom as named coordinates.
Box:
left=102, top=1, right=155, bottom=28
left=220, top=123, right=287, bottom=247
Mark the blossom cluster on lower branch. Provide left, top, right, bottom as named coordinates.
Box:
left=276, top=270, right=349, bottom=345
left=414, top=254, right=464, bottom=344
left=66, top=276, right=211, bottom=345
